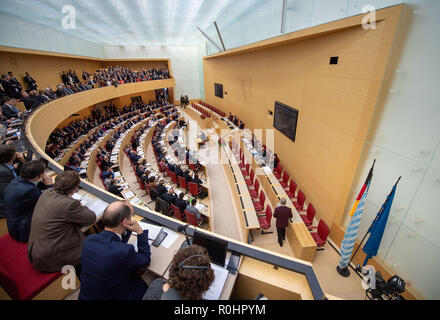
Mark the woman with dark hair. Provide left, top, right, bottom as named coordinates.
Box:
left=143, top=245, right=214, bottom=300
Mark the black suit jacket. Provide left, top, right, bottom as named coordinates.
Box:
left=174, top=198, right=188, bottom=214
left=2, top=104, right=19, bottom=119
left=156, top=184, right=167, bottom=196
left=161, top=192, right=176, bottom=205
left=0, top=80, right=21, bottom=99
left=0, top=163, right=15, bottom=218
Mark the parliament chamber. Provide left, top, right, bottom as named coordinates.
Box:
left=1, top=1, right=435, bottom=303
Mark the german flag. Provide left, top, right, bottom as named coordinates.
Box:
left=349, top=160, right=375, bottom=217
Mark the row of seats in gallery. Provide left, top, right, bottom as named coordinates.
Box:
left=198, top=100, right=226, bottom=117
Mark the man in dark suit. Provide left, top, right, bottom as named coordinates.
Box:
left=21, top=91, right=40, bottom=110
left=27, top=171, right=96, bottom=273
left=174, top=192, right=188, bottom=214
left=273, top=198, right=293, bottom=247
left=24, top=72, right=37, bottom=91
left=4, top=160, right=53, bottom=242
left=156, top=179, right=167, bottom=197
left=1, top=74, right=21, bottom=99
left=79, top=201, right=151, bottom=300
left=161, top=188, right=176, bottom=205
left=8, top=72, right=22, bottom=92
left=0, top=145, right=19, bottom=218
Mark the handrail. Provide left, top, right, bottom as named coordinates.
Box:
left=23, top=82, right=325, bottom=300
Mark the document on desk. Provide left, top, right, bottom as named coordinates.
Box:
left=72, top=193, right=83, bottom=200
left=195, top=202, right=207, bottom=212
left=138, top=222, right=162, bottom=242
left=160, top=228, right=179, bottom=249
left=87, top=199, right=108, bottom=219
left=114, top=171, right=121, bottom=178
left=123, top=190, right=135, bottom=199
left=203, top=263, right=229, bottom=300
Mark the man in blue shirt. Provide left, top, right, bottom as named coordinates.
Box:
left=5, top=160, right=53, bottom=242
left=79, top=201, right=151, bottom=300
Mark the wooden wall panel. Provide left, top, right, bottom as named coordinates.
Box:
left=203, top=5, right=404, bottom=231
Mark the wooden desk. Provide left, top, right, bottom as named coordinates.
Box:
left=131, top=215, right=186, bottom=277
left=286, top=223, right=317, bottom=263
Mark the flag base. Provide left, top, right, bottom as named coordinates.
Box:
left=336, top=265, right=350, bottom=277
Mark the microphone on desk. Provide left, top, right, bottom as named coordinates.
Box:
left=177, top=224, right=191, bottom=246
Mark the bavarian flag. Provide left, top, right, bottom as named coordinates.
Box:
left=338, top=160, right=375, bottom=270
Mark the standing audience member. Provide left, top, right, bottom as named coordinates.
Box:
left=273, top=198, right=293, bottom=247
left=24, top=72, right=38, bottom=91
left=79, top=201, right=151, bottom=300
left=27, top=170, right=96, bottom=275
left=4, top=160, right=53, bottom=242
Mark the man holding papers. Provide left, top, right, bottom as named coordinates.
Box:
left=79, top=201, right=151, bottom=300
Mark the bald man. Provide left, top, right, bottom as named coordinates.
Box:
left=79, top=201, right=151, bottom=300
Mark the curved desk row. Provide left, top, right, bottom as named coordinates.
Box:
left=24, top=82, right=326, bottom=300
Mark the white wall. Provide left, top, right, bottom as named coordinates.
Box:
left=103, top=46, right=204, bottom=101
left=204, top=0, right=404, bottom=55
left=343, top=0, right=440, bottom=300
left=0, top=13, right=104, bottom=58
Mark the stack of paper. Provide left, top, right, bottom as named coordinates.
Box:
left=202, top=264, right=229, bottom=300
left=87, top=199, right=108, bottom=219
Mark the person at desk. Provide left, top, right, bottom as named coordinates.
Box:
left=108, top=179, right=124, bottom=198
left=79, top=201, right=151, bottom=300
left=1, top=96, right=22, bottom=120
left=174, top=164, right=183, bottom=178
left=4, top=160, right=53, bottom=243
left=161, top=188, right=177, bottom=205
left=27, top=171, right=96, bottom=274
left=143, top=245, right=214, bottom=300
left=185, top=199, right=202, bottom=220
left=175, top=192, right=188, bottom=214
left=156, top=179, right=168, bottom=197
left=239, top=121, right=245, bottom=130
left=228, top=112, right=233, bottom=122
left=274, top=198, right=293, bottom=247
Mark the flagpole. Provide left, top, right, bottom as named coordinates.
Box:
left=348, top=176, right=401, bottom=270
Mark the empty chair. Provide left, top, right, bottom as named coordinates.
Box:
left=241, top=163, right=250, bottom=176
left=245, top=169, right=255, bottom=187
left=169, top=171, right=178, bottom=185
left=258, top=205, right=273, bottom=235
left=171, top=204, right=185, bottom=221
left=178, top=176, right=187, bottom=191
left=253, top=191, right=265, bottom=212
left=285, top=179, right=297, bottom=200
left=300, top=203, right=316, bottom=227
left=309, top=219, right=330, bottom=249
left=249, top=179, right=260, bottom=198
left=279, top=171, right=289, bottom=189
left=185, top=210, right=204, bottom=227
left=293, top=190, right=306, bottom=211
left=188, top=182, right=200, bottom=197
left=273, top=163, right=283, bottom=179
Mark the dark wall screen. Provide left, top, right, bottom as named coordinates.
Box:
left=214, top=83, right=223, bottom=98
left=273, top=101, right=299, bottom=142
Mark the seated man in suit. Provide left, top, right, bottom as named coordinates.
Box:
left=21, top=91, right=41, bottom=110
left=174, top=192, right=188, bottom=215
left=5, top=160, right=53, bottom=242
left=27, top=170, right=96, bottom=274
left=0, top=144, right=21, bottom=218
left=156, top=179, right=167, bottom=197
left=79, top=201, right=151, bottom=300
left=185, top=199, right=202, bottom=220
left=174, top=164, right=183, bottom=178
left=1, top=96, right=21, bottom=120
left=161, top=188, right=176, bottom=205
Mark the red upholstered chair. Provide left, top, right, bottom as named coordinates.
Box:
left=188, top=182, right=200, bottom=197
left=171, top=204, right=185, bottom=221
left=285, top=179, right=297, bottom=200
left=309, top=219, right=330, bottom=249
left=170, top=171, right=178, bottom=185
left=189, top=163, right=197, bottom=171
left=300, top=203, right=316, bottom=227
left=258, top=205, right=273, bottom=234
left=274, top=163, right=283, bottom=179
left=178, top=176, right=187, bottom=191
left=241, top=163, right=250, bottom=176
left=158, top=162, right=166, bottom=173
left=245, top=169, right=255, bottom=187
left=253, top=191, right=265, bottom=212
left=279, top=171, right=290, bottom=189
left=0, top=234, right=74, bottom=300
left=185, top=210, right=204, bottom=227
left=293, top=190, right=306, bottom=211
left=137, top=177, right=146, bottom=191
left=249, top=179, right=260, bottom=198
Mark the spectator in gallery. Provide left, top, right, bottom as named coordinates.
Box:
left=24, top=72, right=38, bottom=91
